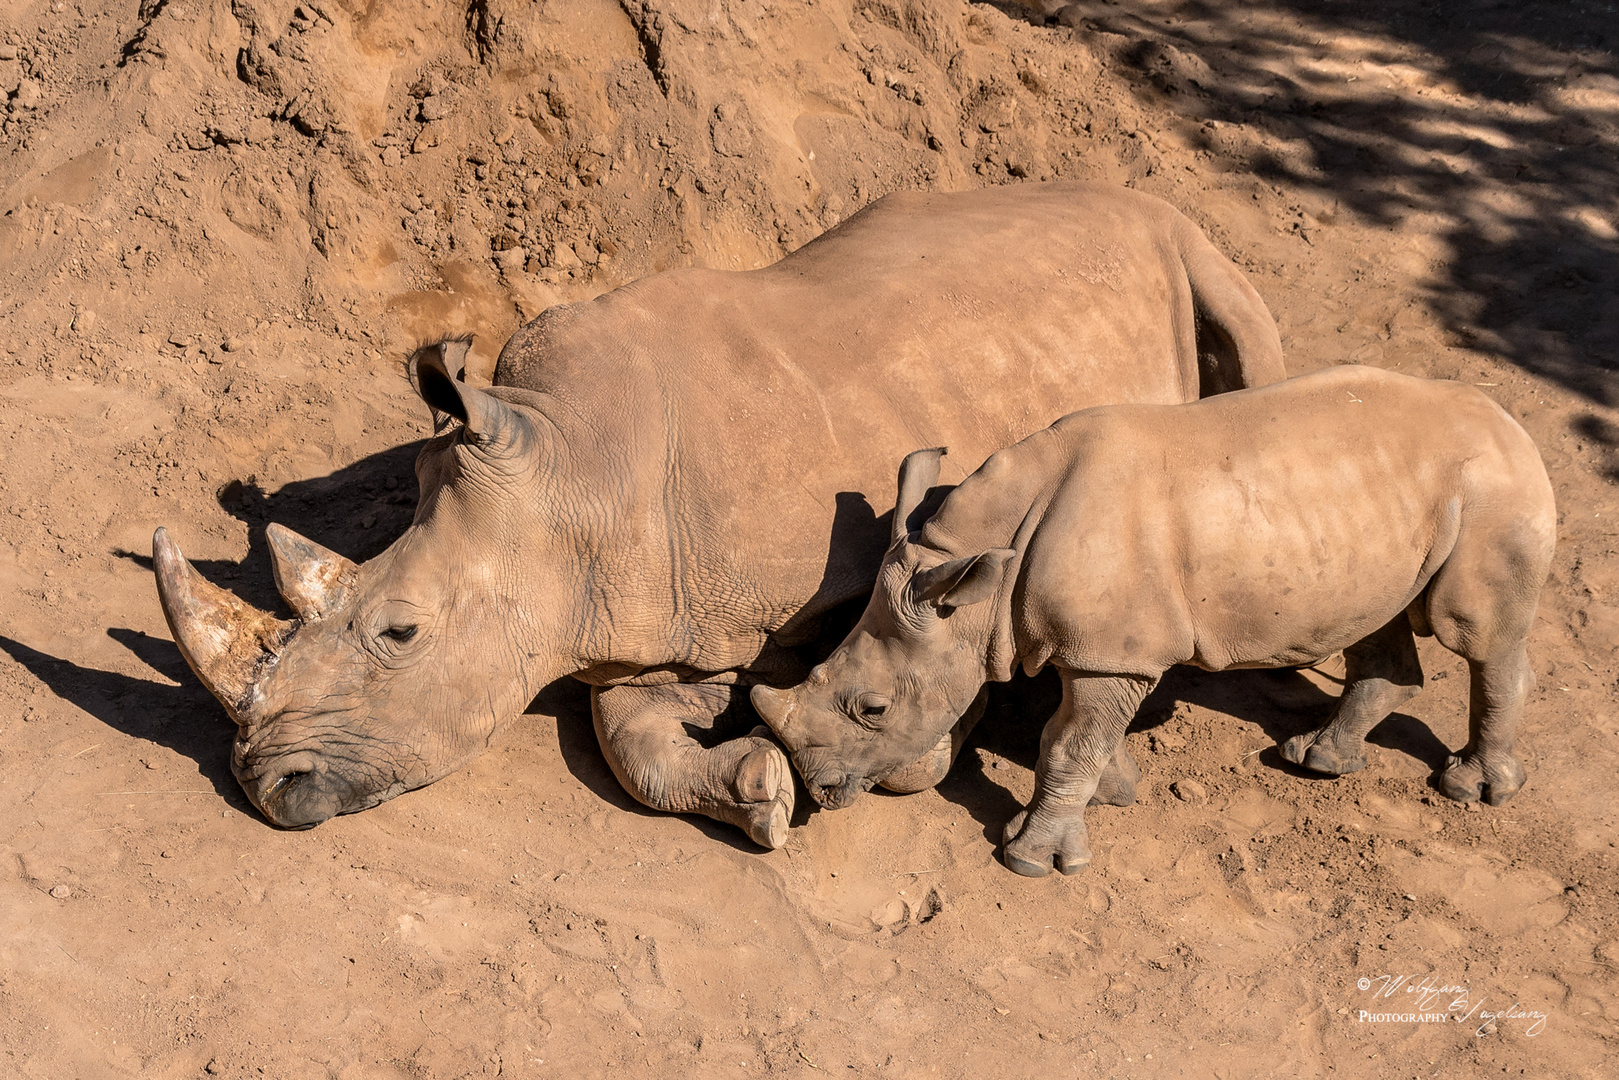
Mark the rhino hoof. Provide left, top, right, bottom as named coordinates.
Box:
left=732, top=738, right=785, bottom=804
left=1282, top=732, right=1366, bottom=776
left=1004, top=851, right=1055, bottom=878
left=745, top=799, right=790, bottom=850
left=1001, top=810, right=1090, bottom=878
left=1437, top=752, right=1525, bottom=806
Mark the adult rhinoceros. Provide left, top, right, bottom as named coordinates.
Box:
left=153, top=182, right=1285, bottom=846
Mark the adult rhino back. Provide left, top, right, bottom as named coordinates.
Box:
left=154, top=182, right=1284, bottom=839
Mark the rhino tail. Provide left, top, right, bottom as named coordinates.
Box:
left=1174, top=215, right=1287, bottom=396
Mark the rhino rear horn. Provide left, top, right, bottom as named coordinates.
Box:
left=266, top=523, right=356, bottom=620
left=893, top=447, right=946, bottom=543
left=153, top=528, right=294, bottom=725
left=408, top=338, right=536, bottom=460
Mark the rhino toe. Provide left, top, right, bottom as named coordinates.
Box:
left=1438, top=751, right=1525, bottom=806
left=1001, top=808, right=1091, bottom=878
left=745, top=798, right=790, bottom=850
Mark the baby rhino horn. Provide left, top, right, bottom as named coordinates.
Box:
left=266, top=524, right=357, bottom=621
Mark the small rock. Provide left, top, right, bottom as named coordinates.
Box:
left=380, top=146, right=403, bottom=168
left=222, top=336, right=243, bottom=353
left=869, top=897, right=909, bottom=930
left=245, top=117, right=273, bottom=144
left=547, top=242, right=580, bottom=270
left=160, top=850, right=172, bottom=858
left=419, top=95, right=450, bottom=122
left=493, top=246, right=526, bottom=273
left=72, top=308, right=95, bottom=334
left=49, top=884, right=70, bottom=899
left=12, top=79, right=42, bottom=110
left=1171, top=779, right=1207, bottom=804
left=0, top=45, right=17, bottom=61
left=412, top=127, right=439, bottom=154
left=168, top=331, right=192, bottom=348
left=410, top=70, right=447, bottom=98
left=1465, top=801, right=1480, bottom=813
left=205, top=1059, right=222, bottom=1075
left=401, top=193, right=422, bottom=213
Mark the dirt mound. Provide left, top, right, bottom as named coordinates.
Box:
left=2, top=1, right=1616, bottom=1077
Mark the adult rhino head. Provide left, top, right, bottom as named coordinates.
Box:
left=155, top=341, right=568, bottom=827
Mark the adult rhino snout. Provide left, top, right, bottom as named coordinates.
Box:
left=802, top=769, right=871, bottom=811
left=238, top=751, right=371, bottom=829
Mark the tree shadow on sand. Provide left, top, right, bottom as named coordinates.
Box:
left=1028, top=0, right=1618, bottom=403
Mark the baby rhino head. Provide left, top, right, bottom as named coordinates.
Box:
left=751, top=449, right=1014, bottom=810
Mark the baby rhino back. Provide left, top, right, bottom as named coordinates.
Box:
left=1017, top=365, right=1553, bottom=675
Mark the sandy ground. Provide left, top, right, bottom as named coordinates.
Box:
left=2, top=1, right=1617, bottom=1076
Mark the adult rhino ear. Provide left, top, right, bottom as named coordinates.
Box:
left=912, top=548, right=1015, bottom=610
left=893, top=447, right=946, bottom=543
left=408, top=338, right=535, bottom=460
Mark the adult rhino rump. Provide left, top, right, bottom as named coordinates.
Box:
left=154, top=182, right=1285, bottom=841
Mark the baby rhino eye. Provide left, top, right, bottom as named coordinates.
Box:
left=381, top=624, right=418, bottom=643
left=854, top=692, right=891, bottom=726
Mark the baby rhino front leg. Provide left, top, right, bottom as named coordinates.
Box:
left=1003, top=671, right=1158, bottom=877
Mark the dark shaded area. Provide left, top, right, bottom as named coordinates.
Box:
left=937, top=663, right=1459, bottom=847
left=114, top=439, right=425, bottom=616
left=1034, top=0, right=1619, bottom=404
left=0, top=631, right=252, bottom=811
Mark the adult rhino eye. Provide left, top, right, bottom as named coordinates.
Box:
left=381, top=624, right=418, bottom=643
left=855, top=693, right=891, bottom=725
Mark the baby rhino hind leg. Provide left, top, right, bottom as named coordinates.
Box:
left=1425, top=509, right=1550, bottom=807
left=1282, top=615, right=1423, bottom=776
left=1437, top=643, right=1532, bottom=806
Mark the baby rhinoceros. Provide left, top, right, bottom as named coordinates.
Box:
left=751, top=365, right=1555, bottom=878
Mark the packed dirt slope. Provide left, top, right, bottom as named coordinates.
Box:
left=1, top=0, right=1616, bottom=1077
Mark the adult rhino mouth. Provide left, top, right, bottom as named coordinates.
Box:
left=236, top=749, right=397, bottom=829
left=803, top=771, right=875, bottom=811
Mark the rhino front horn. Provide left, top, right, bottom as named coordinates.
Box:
left=266, top=523, right=356, bottom=620
left=153, top=527, right=294, bottom=725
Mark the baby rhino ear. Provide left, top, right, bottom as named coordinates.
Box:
left=911, top=548, right=1015, bottom=609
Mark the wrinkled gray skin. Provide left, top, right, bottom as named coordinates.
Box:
left=754, top=366, right=1555, bottom=876
left=152, top=182, right=1286, bottom=839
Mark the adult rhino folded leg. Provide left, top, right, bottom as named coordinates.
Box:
left=591, top=682, right=794, bottom=850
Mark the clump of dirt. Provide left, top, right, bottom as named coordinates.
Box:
left=2, top=1, right=1616, bottom=1077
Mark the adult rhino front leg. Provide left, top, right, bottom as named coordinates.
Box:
left=591, top=681, right=795, bottom=849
